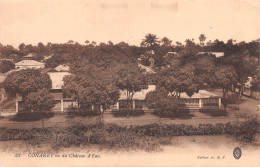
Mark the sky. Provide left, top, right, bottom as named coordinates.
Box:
left=0, top=0, right=260, bottom=47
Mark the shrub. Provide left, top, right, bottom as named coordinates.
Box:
left=0, top=60, right=14, bottom=73
left=140, top=57, right=151, bottom=66
left=145, top=88, right=178, bottom=117
left=0, top=119, right=259, bottom=152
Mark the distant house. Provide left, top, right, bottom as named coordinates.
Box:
left=115, top=86, right=221, bottom=112
left=15, top=60, right=45, bottom=69
left=16, top=72, right=78, bottom=113
left=116, top=85, right=156, bottom=111
left=55, top=64, right=70, bottom=72
left=47, top=72, right=78, bottom=112
left=178, top=90, right=221, bottom=111
left=23, top=53, right=34, bottom=60
left=197, top=52, right=224, bottom=58
left=164, top=52, right=178, bottom=57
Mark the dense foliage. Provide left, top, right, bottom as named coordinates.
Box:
left=0, top=60, right=15, bottom=73
left=3, top=69, right=52, bottom=98
left=0, top=117, right=259, bottom=151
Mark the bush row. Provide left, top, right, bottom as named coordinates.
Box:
left=0, top=118, right=259, bottom=151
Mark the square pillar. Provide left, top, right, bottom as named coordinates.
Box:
left=16, top=100, right=19, bottom=113
left=218, top=98, right=221, bottom=108
left=91, top=105, right=94, bottom=111
left=132, top=100, right=135, bottom=110
left=116, top=102, right=119, bottom=110
left=199, top=98, right=202, bottom=108
left=61, top=100, right=64, bottom=113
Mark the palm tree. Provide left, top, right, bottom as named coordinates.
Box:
left=199, top=34, right=206, bottom=46
left=141, top=33, right=160, bottom=50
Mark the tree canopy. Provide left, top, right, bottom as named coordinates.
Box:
left=3, top=69, right=52, bottom=98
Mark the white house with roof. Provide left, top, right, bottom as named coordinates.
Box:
left=47, top=72, right=78, bottom=112
left=115, top=85, right=221, bottom=112
left=178, top=90, right=221, bottom=111
left=15, top=60, right=45, bottom=69
left=197, top=52, right=224, bottom=58
left=116, top=85, right=156, bottom=111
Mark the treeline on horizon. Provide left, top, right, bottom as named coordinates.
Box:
left=0, top=34, right=259, bottom=62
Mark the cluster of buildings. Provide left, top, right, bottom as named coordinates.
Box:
left=1, top=51, right=258, bottom=114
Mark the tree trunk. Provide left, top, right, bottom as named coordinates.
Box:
left=41, top=111, right=44, bottom=128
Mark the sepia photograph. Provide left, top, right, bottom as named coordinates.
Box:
left=0, top=0, right=260, bottom=166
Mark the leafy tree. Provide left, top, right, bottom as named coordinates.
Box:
left=199, top=34, right=206, bottom=46
left=140, top=57, right=151, bottom=66
left=67, top=40, right=74, bottom=44
left=161, top=37, right=172, bottom=47
left=251, top=73, right=260, bottom=92
left=158, top=64, right=200, bottom=98
left=63, top=74, right=120, bottom=114
left=145, top=87, right=178, bottom=116
left=220, top=52, right=258, bottom=95
left=24, top=89, right=55, bottom=128
left=195, top=53, right=216, bottom=84
left=45, top=55, right=66, bottom=68
left=3, top=69, right=52, bottom=99
left=0, top=60, right=15, bottom=73
left=212, top=65, right=238, bottom=111
left=18, top=43, right=25, bottom=51
left=179, top=39, right=200, bottom=65
left=116, top=64, right=148, bottom=114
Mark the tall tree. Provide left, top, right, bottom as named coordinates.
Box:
left=161, top=37, right=172, bottom=47
left=158, top=64, right=200, bottom=98
left=0, top=60, right=15, bottom=73
left=24, top=89, right=55, bottom=128
left=141, top=33, right=160, bottom=51
left=63, top=74, right=120, bottom=114
left=3, top=69, right=52, bottom=99
left=212, top=65, right=238, bottom=111
left=116, top=64, right=148, bottom=114
left=199, top=34, right=206, bottom=46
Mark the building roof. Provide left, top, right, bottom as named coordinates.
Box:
left=180, top=90, right=219, bottom=99
left=119, top=85, right=156, bottom=100
left=47, top=72, right=71, bottom=89
left=165, top=52, right=178, bottom=57
left=15, top=60, right=45, bottom=66
left=55, top=64, right=70, bottom=72
left=44, top=55, right=53, bottom=60
left=197, top=52, right=224, bottom=58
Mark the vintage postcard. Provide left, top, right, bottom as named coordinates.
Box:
left=0, top=0, right=260, bottom=166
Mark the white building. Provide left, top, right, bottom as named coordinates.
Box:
left=15, top=60, right=45, bottom=69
